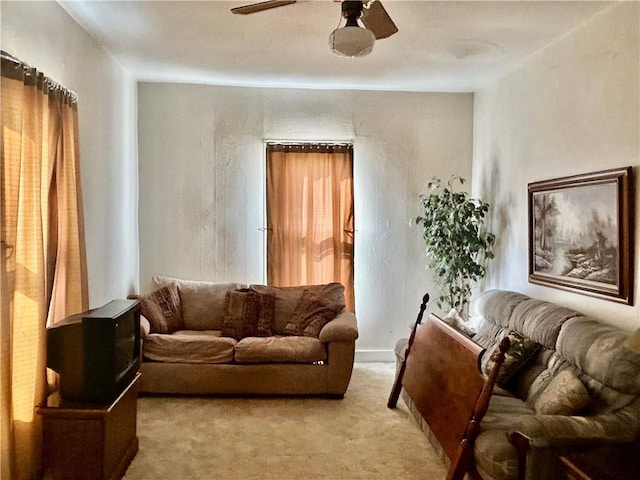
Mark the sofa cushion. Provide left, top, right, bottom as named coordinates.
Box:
left=221, top=289, right=275, bottom=339
left=534, top=369, right=590, bottom=415
left=249, top=283, right=345, bottom=335
left=473, top=395, right=536, bottom=480
left=283, top=289, right=345, bottom=337
left=153, top=276, right=246, bottom=330
left=143, top=330, right=236, bottom=363
left=129, top=283, right=183, bottom=333
left=514, top=348, right=561, bottom=406
left=557, top=317, right=640, bottom=395
left=481, top=330, right=541, bottom=388
left=472, top=290, right=581, bottom=350
left=508, top=299, right=582, bottom=349
left=234, top=336, right=327, bottom=363
left=473, top=430, right=519, bottom=480
left=475, top=290, right=531, bottom=329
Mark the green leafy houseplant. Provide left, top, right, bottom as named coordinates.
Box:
left=416, top=176, right=496, bottom=314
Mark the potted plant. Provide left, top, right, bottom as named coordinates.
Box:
left=416, top=176, right=495, bottom=316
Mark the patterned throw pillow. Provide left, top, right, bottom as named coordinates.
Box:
left=283, top=289, right=345, bottom=338
left=534, top=369, right=590, bottom=415
left=129, top=283, right=183, bottom=334
left=481, top=330, right=541, bottom=387
left=249, top=283, right=345, bottom=335
left=255, top=290, right=276, bottom=337
left=222, top=289, right=275, bottom=339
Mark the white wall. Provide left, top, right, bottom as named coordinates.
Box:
left=1, top=1, right=139, bottom=307
left=472, top=2, right=640, bottom=331
left=138, top=84, right=473, bottom=358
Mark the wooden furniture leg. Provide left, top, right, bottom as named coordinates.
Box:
left=448, top=336, right=510, bottom=480
left=387, top=292, right=429, bottom=409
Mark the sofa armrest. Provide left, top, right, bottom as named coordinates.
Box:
left=511, top=413, right=637, bottom=449
left=319, top=311, right=358, bottom=343
left=140, top=315, right=151, bottom=338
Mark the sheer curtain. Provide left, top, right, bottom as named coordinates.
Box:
left=1, top=52, right=88, bottom=480
left=266, top=143, right=355, bottom=312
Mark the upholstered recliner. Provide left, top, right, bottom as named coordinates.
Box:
left=396, top=290, right=640, bottom=479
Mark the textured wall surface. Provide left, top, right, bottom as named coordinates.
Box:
left=138, top=84, right=473, bottom=357
left=1, top=1, right=139, bottom=307
left=472, top=2, right=640, bottom=331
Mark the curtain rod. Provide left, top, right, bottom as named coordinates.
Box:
left=266, top=143, right=353, bottom=154
left=1, top=50, right=78, bottom=103
left=264, top=140, right=353, bottom=146
left=1, top=51, right=23, bottom=64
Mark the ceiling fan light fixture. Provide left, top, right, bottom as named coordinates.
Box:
left=232, top=0, right=397, bottom=57
left=329, top=25, right=375, bottom=58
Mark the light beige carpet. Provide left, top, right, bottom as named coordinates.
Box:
left=123, top=363, right=447, bottom=480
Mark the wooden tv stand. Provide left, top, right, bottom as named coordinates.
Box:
left=37, top=373, right=140, bottom=480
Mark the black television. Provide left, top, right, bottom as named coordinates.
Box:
left=46, top=299, right=141, bottom=403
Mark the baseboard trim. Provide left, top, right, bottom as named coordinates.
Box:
left=354, top=350, right=395, bottom=363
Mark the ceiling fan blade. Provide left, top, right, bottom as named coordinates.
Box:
left=231, top=0, right=296, bottom=15
left=361, top=1, right=398, bottom=40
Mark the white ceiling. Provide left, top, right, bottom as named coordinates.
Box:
left=58, top=0, right=615, bottom=92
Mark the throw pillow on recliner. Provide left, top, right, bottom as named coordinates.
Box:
left=128, top=283, right=183, bottom=334
left=534, top=369, right=591, bottom=415
left=222, top=289, right=276, bottom=339
left=481, top=330, right=541, bottom=387
left=283, top=289, right=345, bottom=338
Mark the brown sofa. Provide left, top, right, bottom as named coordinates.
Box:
left=136, top=276, right=358, bottom=397
left=396, top=289, right=640, bottom=479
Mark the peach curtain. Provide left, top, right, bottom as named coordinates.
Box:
left=1, top=53, right=88, bottom=480
left=266, top=144, right=355, bottom=312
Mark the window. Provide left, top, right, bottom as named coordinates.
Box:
left=266, top=143, right=355, bottom=312
left=1, top=51, right=87, bottom=480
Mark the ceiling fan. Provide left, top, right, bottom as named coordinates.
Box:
left=231, top=0, right=398, bottom=57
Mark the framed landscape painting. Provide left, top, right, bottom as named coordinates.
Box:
left=528, top=167, right=633, bottom=305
